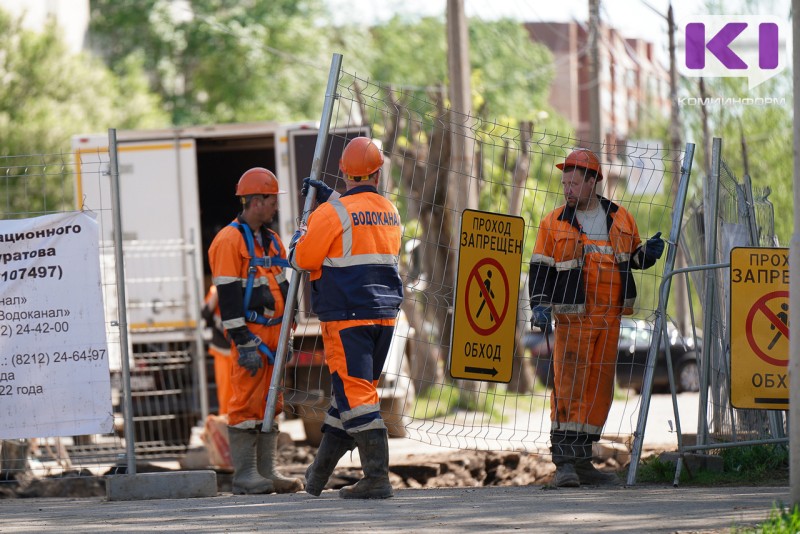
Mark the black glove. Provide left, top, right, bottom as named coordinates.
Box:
left=531, top=305, right=552, bottom=331
left=301, top=177, right=334, bottom=203
left=644, top=232, right=665, bottom=260
left=236, top=338, right=263, bottom=377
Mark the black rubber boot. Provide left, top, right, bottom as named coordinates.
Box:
left=550, top=429, right=592, bottom=488
left=305, top=431, right=356, bottom=496
left=338, top=429, right=393, bottom=499
left=553, top=462, right=580, bottom=487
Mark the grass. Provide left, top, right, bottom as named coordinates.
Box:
left=632, top=444, right=789, bottom=486
left=410, top=384, right=537, bottom=423
left=736, top=504, right=800, bottom=533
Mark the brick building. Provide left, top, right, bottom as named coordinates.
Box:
left=526, top=21, right=670, bottom=186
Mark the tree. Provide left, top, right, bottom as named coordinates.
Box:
left=678, top=0, right=793, bottom=244
left=0, top=8, right=167, bottom=214
left=680, top=73, right=792, bottom=245
left=336, top=16, right=572, bottom=394
left=88, top=0, right=331, bottom=125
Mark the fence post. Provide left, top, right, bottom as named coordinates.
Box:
left=696, top=137, right=723, bottom=448
left=262, top=53, right=344, bottom=430
left=626, top=143, right=695, bottom=485
left=108, top=128, right=136, bottom=475
left=190, top=229, right=209, bottom=423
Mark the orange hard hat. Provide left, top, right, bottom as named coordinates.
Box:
left=339, top=137, right=384, bottom=179
left=235, top=167, right=286, bottom=196
left=556, top=148, right=603, bottom=181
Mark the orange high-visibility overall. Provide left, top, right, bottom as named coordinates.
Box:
left=203, top=286, right=233, bottom=415
left=208, top=219, right=289, bottom=429
left=529, top=197, right=644, bottom=444
left=291, top=185, right=403, bottom=436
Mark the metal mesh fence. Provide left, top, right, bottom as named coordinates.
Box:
left=1, top=149, right=124, bottom=482
left=0, top=145, right=202, bottom=488
left=1, top=62, right=694, bottom=488
left=678, top=139, right=785, bottom=455
left=283, top=66, right=689, bottom=458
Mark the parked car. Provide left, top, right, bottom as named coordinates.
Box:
left=522, top=318, right=701, bottom=394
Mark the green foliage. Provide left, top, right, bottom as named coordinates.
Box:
left=468, top=19, right=553, bottom=119
left=634, top=445, right=789, bottom=486
left=634, top=455, right=677, bottom=483
left=0, top=9, right=166, bottom=155
left=680, top=72, right=792, bottom=245
left=721, top=444, right=789, bottom=475
left=89, top=0, right=331, bottom=125
left=411, top=383, right=507, bottom=423
left=739, top=504, right=800, bottom=534
left=366, top=16, right=449, bottom=94
left=0, top=8, right=166, bottom=216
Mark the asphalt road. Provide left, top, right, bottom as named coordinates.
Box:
left=1, top=484, right=789, bottom=533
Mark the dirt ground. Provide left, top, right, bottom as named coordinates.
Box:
left=0, top=435, right=655, bottom=499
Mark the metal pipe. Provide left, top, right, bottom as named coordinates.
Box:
left=682, top=437, right=788, bottom=452
left=189, top=229, right=209, bottom=423
left=108, top=128, right=136, bottom=475
left=262, top=53, right=343, bottom=430
left=626, top=143, right=694, bottom=486
left=697, top=138, right=722, bottom=448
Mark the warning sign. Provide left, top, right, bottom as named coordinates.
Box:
left=730, top=247, right=789, bottom=409
left=450, top=210, right=524, bottom=383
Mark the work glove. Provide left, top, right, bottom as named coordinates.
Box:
left=644, top=232, right=665, bottom=260
left=301, top=177, right=334, bottom=203
left=531, top=305, right=552, bottom=332
left=289, top=227, right=306, bottom=250
left=236, top=338, right=263, bottom=377
left=287, top=226, right=306, bottom=269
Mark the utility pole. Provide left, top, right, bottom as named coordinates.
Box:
left=666, top=3, right=690, bottom=336
left=446, top=0, right=479, bottom=397
left=642, top=0, right=690, bottom=334
left=446, top=0, right=477, bottom=287
left=588, top=0, right=602, bottom=148
left=588, top=0, right=606, bottom=199
left=789, top=0, right=799, bottom=509
left=446, top=0, right=478, bottom=210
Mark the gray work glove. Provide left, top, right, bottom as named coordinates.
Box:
left=236, top=338, right=263, bottom=377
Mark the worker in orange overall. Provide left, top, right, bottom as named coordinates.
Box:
left=290, top=137, right=402, bottom=499
left=208, top=167, right=303, bottom=495
left=528, top=149, right=664, bottom=487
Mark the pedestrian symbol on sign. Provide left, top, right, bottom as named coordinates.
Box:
left=476, top=270, right=496, bottom=322
left=767, top=303, right=789, bottom=350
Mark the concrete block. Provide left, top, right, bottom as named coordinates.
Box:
left=106, top=470, right=217, bottom=501
left=658, top=452, right=724, bottom=474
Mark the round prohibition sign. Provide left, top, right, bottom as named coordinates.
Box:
left=465, top=257, right=509, bottom=336
left=745, top=290, right=789, bottom=367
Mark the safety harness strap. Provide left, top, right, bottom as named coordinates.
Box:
left=228, top=221, right=286, bottom=361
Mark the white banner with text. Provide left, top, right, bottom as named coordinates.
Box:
left=0, top=211, right=112, bottom=439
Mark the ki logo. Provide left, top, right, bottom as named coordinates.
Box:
left=678, top=15, right=788, bottom=89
